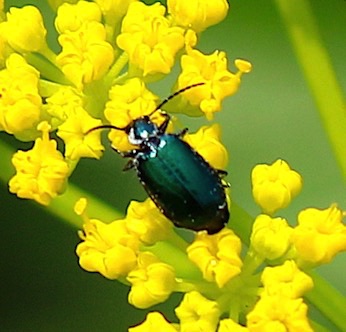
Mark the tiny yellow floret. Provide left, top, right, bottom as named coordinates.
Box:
left=177, top=50, right=251, bottom=119
left=292, top=204, right=346, bottom=266
left=117, top=2, right=185, bottom=77
left=252, top=159, right=302, bottom=214
left=250, top=214, right=293, bottom=260
left=9, top=122, right=69, bottom=205
left=246, top=294, right=313, bottom=332
left=56, top=21, right=114, bottom=89
left=1, top=5, right=47, bottom=52
left=125, top=198, right=173, bottom=245
left=0, top=53, right=42, bottom=139
left=94, top=0, right=137, bottom=24
left=175, top=291, right=220, bottom=332
left=184, top=124, right=228, bottom=170
left=76, top=218, right=140, bottom=279
left=261, top=260, right=314, bottom=299
left=187, top=228, right=242, bottom=288
left=167, top=0, right=229, bottom=33
left=55, top=1, right=102, bottom=34
left=128, top=311, right=177, bottom=332
left=57, top=107, right=104, bottom=160
left=127, top=251, right=176, bottom=309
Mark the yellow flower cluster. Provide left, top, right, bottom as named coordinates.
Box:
left=251, top=159, right=346, bottom=267
left=74, top=157, right=346, bottom=331
left=1, top=1, right=345, bottom=331
left=0, top=0, right=250, bottom=206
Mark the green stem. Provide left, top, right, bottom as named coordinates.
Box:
left=306, top=271, right=346, bottom=332
left=274, top=0, right=346, bottom=182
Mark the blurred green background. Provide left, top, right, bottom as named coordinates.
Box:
left=1, top=0, right=345, bottom=331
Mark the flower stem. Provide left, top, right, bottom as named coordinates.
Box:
left=274, top=0, right=346, bottom=182
left=306, top=271, right=346, bottom=332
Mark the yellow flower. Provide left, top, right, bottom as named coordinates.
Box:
left=218, top=319, right=248, bottom=332
left=56, top=21, right=114, bottom=89
left=250, top=214, right=293, bottom=260
left=55, top=1, right=102, bottom=34
left=104, top=78, right=159, bottom=151
left=94, top=0, right=137, bottom=24
left=187, top=228, right=242, bottom=288
left=1, top=5, right=47, bottom=52
left=116, top=2, right=185, bottom=77
left=246, top=294, right=313, bottom=332
left=57, top=106, right=104, bottom=160
left=44, top=86, right=84, bottom=128
left=177, top=50, right=251, bottom=119
left=168, top=0, right=229, bottom=32
left=252, top=159, right=302, bottom=215
left=47, top=0, right=79, bottom=11
left=76, top=199, right=140, bottom=279
left=184, top=124, right=228, bottom=170
left=128, top=312, right=177, bottom=332
left=0, top=53, right=42, bottom=140
left=175, top=291, right=220, bottom=332
left=127, top=251, right=176, bottom=309
left=8, top=122, right=69, bottom=205
left=125, top=198, right=173, bottom=245
left=261, top=260, right=314, bottom=299
left=292, top=204, right=346, bottom=266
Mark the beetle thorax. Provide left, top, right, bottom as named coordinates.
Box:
left=128, top=117, right=159, bottom=145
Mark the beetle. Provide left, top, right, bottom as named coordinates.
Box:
left=87, top=83, right=229, bottom=234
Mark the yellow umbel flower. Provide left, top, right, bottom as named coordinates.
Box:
left=125, top=198, right=173, bottom=245
left=127, top=251, right=176, bottom=309
left=187, top=228, right=242, bottom=288
left=75, top=198, right=140, bottom=279
left=1, top=5, right=47, bottom=53
left=252, top=159, right=303, bottom=215
left=0, top=54, right=41, bottom=139
left=184, top=124, right=228, bottom=170
left=55, top=1, right=102, bottom=34
left=9, top=122, right=69, bottom=205
left=261, top=260, right=314, bottom=299
left=175, top=291, right=220, bottom=332
left=56, top=21, right=114, bottom=89
left=128, top=311, right=177, bottom=332
left=167, top=0, right=229, bottom=33
left=250, top=214, right=293, bottom=260
left=175, top=51, right=251, bottom=119
left=292, top=204, right=346, bottom=266
left=246, top=294, right=313, bottom=332
left=117, top=2, right=185, bottom=77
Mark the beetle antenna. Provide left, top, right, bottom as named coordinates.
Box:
left=150, top=82, right=205, bottom=116
left=85, top=124, right=125, bottom=135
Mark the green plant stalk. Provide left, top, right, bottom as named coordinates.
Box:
left=274, top=0, right=346, bottom=182
left=306, top=271, right=346, bottom=332
left=274, top=1, right=346, bottom=329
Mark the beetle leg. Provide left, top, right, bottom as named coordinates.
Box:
left=158, top=111, right=171, bottom=133
left=112, top=146, right=138, bottom=158
left=176, top=127, right=188, bottom=138
left=217, top=169, right=228, bottom=177
left=123, top=159, right=138, bottom=171
left=216, top=169, right=230, bottom=188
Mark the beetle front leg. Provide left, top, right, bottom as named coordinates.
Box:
left=158, top=111, right=171, bottom=133
left=111, top=147, right=139, bottom=171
